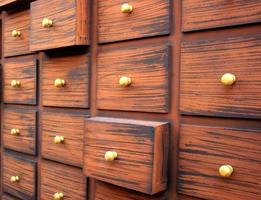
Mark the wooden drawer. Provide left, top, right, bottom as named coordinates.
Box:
left=4, top=9, right=30, bottom=57
left=182, top=0, right=261, bottom=31
left=83, top=117, right=169, bottom=194
left=97, top=43, right=170, bottom=113
left=30, top=0, right=89, bottom=51
left=42, top=111, right=87, bottom=167
left=178, top=124, right=261, bottom=200
left=180, top=34, right=261, bottom=119
left=3, top=153, right=37, bottom=200
left=3, top=55, right=37, bottom=105
left=3, top=109, right=37, bottom=155
left=42, top=53, right=89, bottom=108
left=98, top=0, right=170, bottom=43
left=2, top=194, right=20, bottom=200
left=41, top=160, right=86, bottom=200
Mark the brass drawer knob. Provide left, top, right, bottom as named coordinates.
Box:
left=121, top=3, right=133, bottom=13
left=219, top=165, right=234, bottom=177
left=119, top=76, right=132, bottom=87
left=221, top=73, right=236, bottom=86
left=12, top=30, right=21, bottom=37
left=11, top=128, right=20, bottom=136
left=42, top=17, right=53, bottom=28
left=54, top=136, right=65, bottom=144
left=54, top=78, right=66, bottom=87
left=105, top=151, right=118, bottom=161
left=11, top=80, right=21, bottom=88
left=10, top=176, right=20, bottom=183
left=54, top=192, right=64, bottom=200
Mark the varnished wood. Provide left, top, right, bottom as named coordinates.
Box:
left=2, top=194, right=20, bottom=200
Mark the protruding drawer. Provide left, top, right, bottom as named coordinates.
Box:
left=3, top=109, right=37, bottom=155
left=83, top=117, right=169, bottom=194
left=98, top=0, right=170, bottom=43
left=97, top=43, right=170, bottom=113
left=3, top=153, right=37, bottom=200
left=3, top=55, right=37, bottom=105
left=41, top=160, right=86, bottom=200
left=178, top=124, right=261, bottom=200
left=42, top=53, right=89, bottom=108
left=30, top=0, right=89, bottom=51
left=42, top=111, right=87, bottom=167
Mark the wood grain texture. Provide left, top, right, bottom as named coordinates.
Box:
left=178, top=124, right=261, bottom=200
left=41, top=160, right=86, bottom=200
left=98, top=0, right=170, bottom=43
left=4, top=9, right=31, bottom=57
left=2, top=194, right=20, bottom=200
left=97, top=43, right=170, bottom=113
left=42, top=111, right=88, bottom=167
left=42, top=52, right=89, bottom=108
left=182, top=0, right=261, bottom=31
left=30, top=0, right=89, bottom=51
left=83, top=117, right=169, bottom=194
left=3, top=153, right=37, bottom=200
left=3, top=109, right=37, bottom=155
left=180, top=34, right=261, bottom=119
left=3, top=55, right=37, bottom=105
left=0, top=0, right=16, bottom=7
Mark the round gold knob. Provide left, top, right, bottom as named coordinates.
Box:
left=221, top=73, right=236, bottom=86
left=11, top=80, right=21, bottom=88
left=42, top=17, right=53, bottom=28
left=54, top=136, right=65, bottom=144
left=121, top=3, right=133, bottom=13
left=11, top=128, right=20, bottom=136
left=104, top=151, right=118, bottom=161
left=54, top=78, right=66, bottom=87
left=12, top=30, right=21, bottom=37
left=119, top=76, right=132, bottom=87
left=10, top=176, right=20, bottom=183
left=53, top=192, right=64, bottom=200
left=219, top=165, right=234, bottom=177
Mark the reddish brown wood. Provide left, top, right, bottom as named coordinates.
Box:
left=2, top=194, right=20, bottom=200
left=3, top=109, right=37, bottom=155
left=40, top=160, right=86, bottom=200
left=0, top=0, right=16, bottom=7
left=83, top=117, right=169, bottom=194
left=30, top=0, right=89, bottom=51
left=182, top=0, right=261, bottom=31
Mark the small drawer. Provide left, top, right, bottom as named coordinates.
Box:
left=97, top=43, right=169, bottom=113
left=3, top=153, right=37, bottom=200
left=30, top=0, right=89, bottom=51
left=3, top=55, right=37, bottom=105
left=178, top=124, right=261, bottom=200
left=182, top=0, right=261, bottom=31
left=42, top=53, right=89, bottom=108
left=3, top=109, right=37, bottom=155
left=42, top=111, right=87, bottom=167
left=41, top=160, right=87, bottom=200
left=83, top=117, right=169, bottom=194
left=180, top=34, right=261, bottom=119
left=98, top=0, right=170, bottom=43
left=4, top=9, right=31, bottom=57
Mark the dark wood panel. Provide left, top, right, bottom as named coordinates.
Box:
left=182, top=0, right=261, bottom=31
left=83, top=117, right=169, bottom=194
left=178, top=124, right=261, bottom=200
left=180, top=34, right=261, bottom=118
left=97, top=43, right=170, bottom=113
left=0, top=0, right=16, bottom=7
left=98, top=0, right=170, bottom=43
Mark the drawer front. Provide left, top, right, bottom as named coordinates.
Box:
left=178, top=124, right=261, bottom=200
left=97, top=44, right=169, bottom=113
left=30, top=0, right=88, bottom=51
left=83, top=117, right=169, bottom=194
left=42, top=112, right=87, bottom=167
left=42, top=53, right=89, bottom=108
left=180, top=34, right=261, bottom=118
left=4, top=55, right=37, bottom=105
left=3, top=109, right=37, bottom=155
left=98, top=0, right=170, bottom=43
left=182, top=0, right=261, bottom=31
left=41, top=160, right=86, bottom=200
left=4, top=9, right=30, bottom=57
left=3, top=153, right=37, bottom=200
